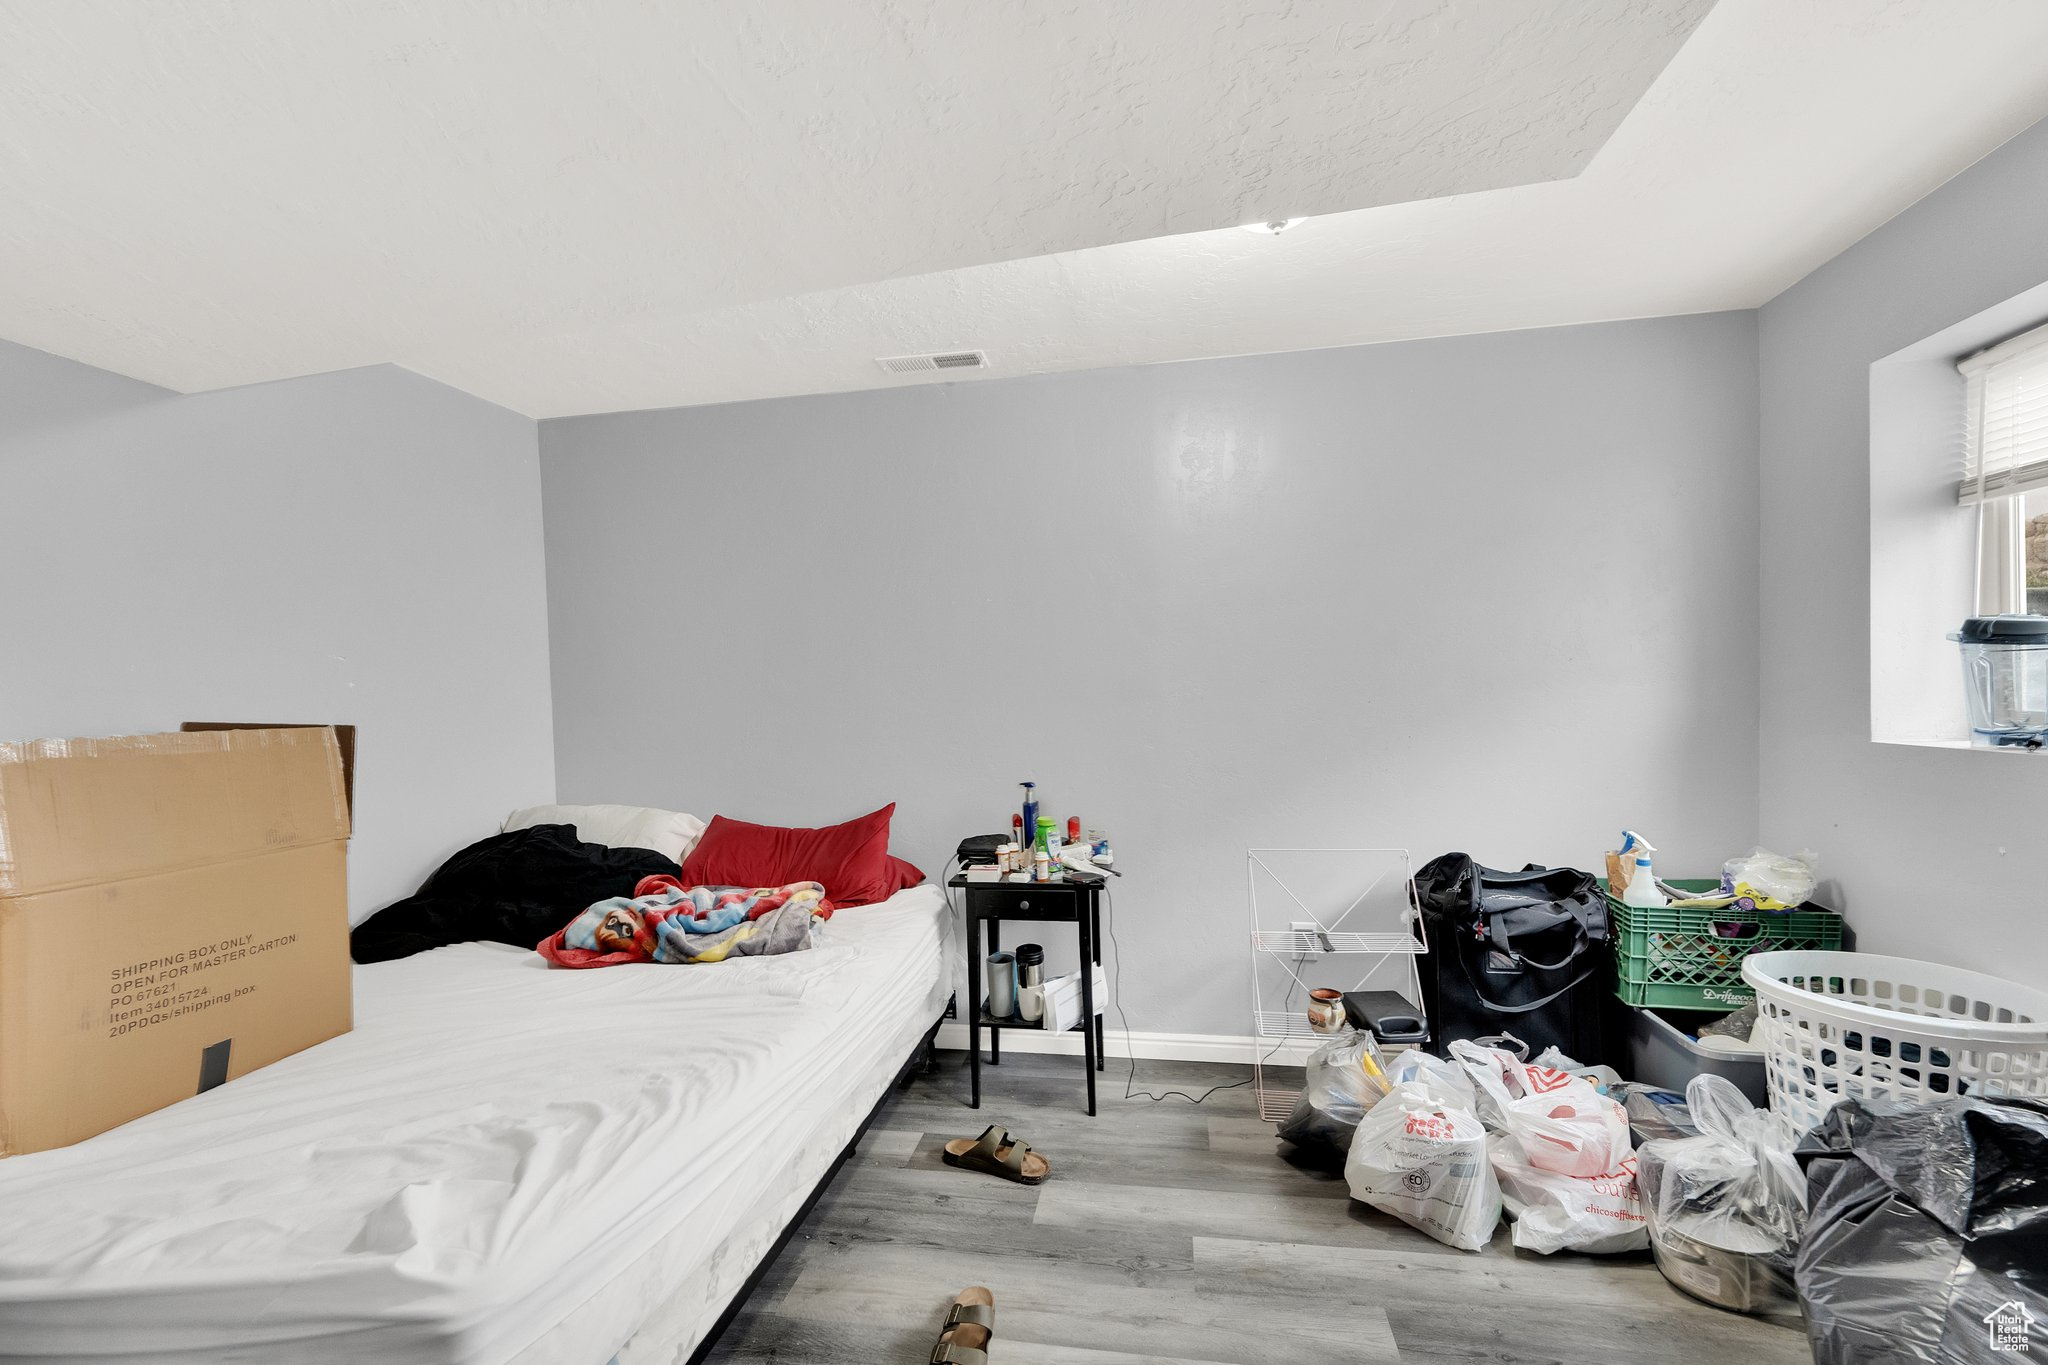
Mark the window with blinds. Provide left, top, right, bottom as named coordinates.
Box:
left=1958, top=318, right=2048, bottom=505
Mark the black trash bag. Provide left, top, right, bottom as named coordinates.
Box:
left=1796, top=1095, right=2048, bottom=1364
left=1412, top=853, right=1613, bottom=1065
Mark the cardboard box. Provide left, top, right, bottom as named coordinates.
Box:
left=0, top=727, right=353, bottom=1157
left=180, top=721, right=356, bottom=819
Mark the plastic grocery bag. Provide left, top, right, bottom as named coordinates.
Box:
left=1449, top=1041, right=1632, bottom=1177
left=1276, top=1031, right=1390, bottom=1157
left=1507, top=1086, right=1632, bottom=1178
left=1491, top=1142, right=1648, bottom=1255
left=1449, top=1040, right=1645, bottom=1253
left=1531, top=1045, right=1624, bottom=1094
left=1344, top=1070, right=1501, bottom=1252
left=1797, top=1095, right=2048, bottom=1364
left=1386, top=1046, right=1478, bottom=1101
left=1444, top=1040, right=1517, bottom=1130
left=1637, top=1075, right=1806, bottom=1313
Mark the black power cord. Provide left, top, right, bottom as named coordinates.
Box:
left=1103, top=883, right=1281, bottom=1105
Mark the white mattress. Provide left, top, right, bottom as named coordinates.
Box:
left=0, top=886, right=956, bottom=1365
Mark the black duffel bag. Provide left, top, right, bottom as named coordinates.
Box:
left=1413, top=852, right=1614, bottom=1066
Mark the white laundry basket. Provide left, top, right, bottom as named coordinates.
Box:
left=1741, top=950, right=2048, bottom=1131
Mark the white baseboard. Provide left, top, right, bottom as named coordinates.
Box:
left=933, top=1021, right=1320, bottom=1066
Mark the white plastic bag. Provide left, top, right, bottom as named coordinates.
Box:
left=1275, top=1032, right=1390, bottom=1155
left=1721, top=847, right=1817, bottom=910
left=1444, top=1039, right=1518, bottom=1130
left=1530, top=1045, right=1624, bottom=1094
left=1492, top=1142, right=1648, bottom=1255
left=1449, top=1040, right=1645, bottom=1252
left=1344, top=1074, right=1501, bottom=1252
left=1637, top=1075, right=1807, bottom=1312
left=1448, top=1041, right=1631, bottom=1177
left=1508, top=1088, right=1632, bottom=1179
left=1385, top=1047, right=1478, bottom=1099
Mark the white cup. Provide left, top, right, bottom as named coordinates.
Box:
left=1018, top=983, right=1045, bottom=1024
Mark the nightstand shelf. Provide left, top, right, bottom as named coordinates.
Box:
left=976, top=1007, right=1098, bottom=1032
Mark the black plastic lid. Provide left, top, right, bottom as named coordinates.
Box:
left=1014, top=943, right=1044, bottom=964
left=1955, top=615, right=2048, bottom=642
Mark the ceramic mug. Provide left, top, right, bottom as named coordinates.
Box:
left=1018, top=982, right=1045, bottom=1024
left=1306, top=988, right=1347, bottom=1035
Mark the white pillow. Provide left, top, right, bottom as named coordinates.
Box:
left=502, top=803, right=707, bottom=864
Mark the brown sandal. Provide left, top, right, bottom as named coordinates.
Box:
left=942, top=1125, right=1050, bottom=1184
left=930, top=1286, right=995, bottom=1364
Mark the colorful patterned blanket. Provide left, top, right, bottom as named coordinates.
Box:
left=537, top=874, right=827, bottom=968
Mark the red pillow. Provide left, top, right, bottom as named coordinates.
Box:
left=680, top=804, right=924, bottom=908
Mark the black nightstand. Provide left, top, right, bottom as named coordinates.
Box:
left=949, top=872, right=1106, bottom=1115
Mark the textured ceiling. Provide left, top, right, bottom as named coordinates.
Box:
left=2, top=2, right=2047, bottom=417
left=0, top=0, right=1708, bottom=412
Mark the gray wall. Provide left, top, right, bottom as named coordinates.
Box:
left=1759, top=116, right=2048, bottom=986
left=540, top=313, right=1762, bottom=1035
left=0, top=342, right=558, bottom=921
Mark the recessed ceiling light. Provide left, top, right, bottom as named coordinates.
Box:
left=1240, top=217, right=1307, bottom=235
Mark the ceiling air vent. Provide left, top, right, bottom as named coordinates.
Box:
left=876, top=349, right=989, bottom=375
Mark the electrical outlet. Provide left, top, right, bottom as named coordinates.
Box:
left=1291, top=920, right=1333, bottom=952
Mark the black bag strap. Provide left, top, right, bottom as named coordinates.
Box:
left=1456, top=937, right=1597, bottom=1013
left=1484, top=909, right=1587, bottom=972
left=1489, top=929, right=1584, bottom=974
left=1464, top=895, right=1597, bottom=1013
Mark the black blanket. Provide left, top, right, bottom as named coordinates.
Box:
left=350, top=824, right=682, bottom=963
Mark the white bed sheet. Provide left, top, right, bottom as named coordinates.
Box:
left=0, top=886, right=955, bottom=1365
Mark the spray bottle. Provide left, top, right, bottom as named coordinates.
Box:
left=1619, top=831, right=1667, bottom=909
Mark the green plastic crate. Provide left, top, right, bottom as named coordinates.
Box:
left=1604, top=878, right=1845, bottom=1010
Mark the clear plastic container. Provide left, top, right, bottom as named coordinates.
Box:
left=1950, top=615, right=2048, bottom=748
